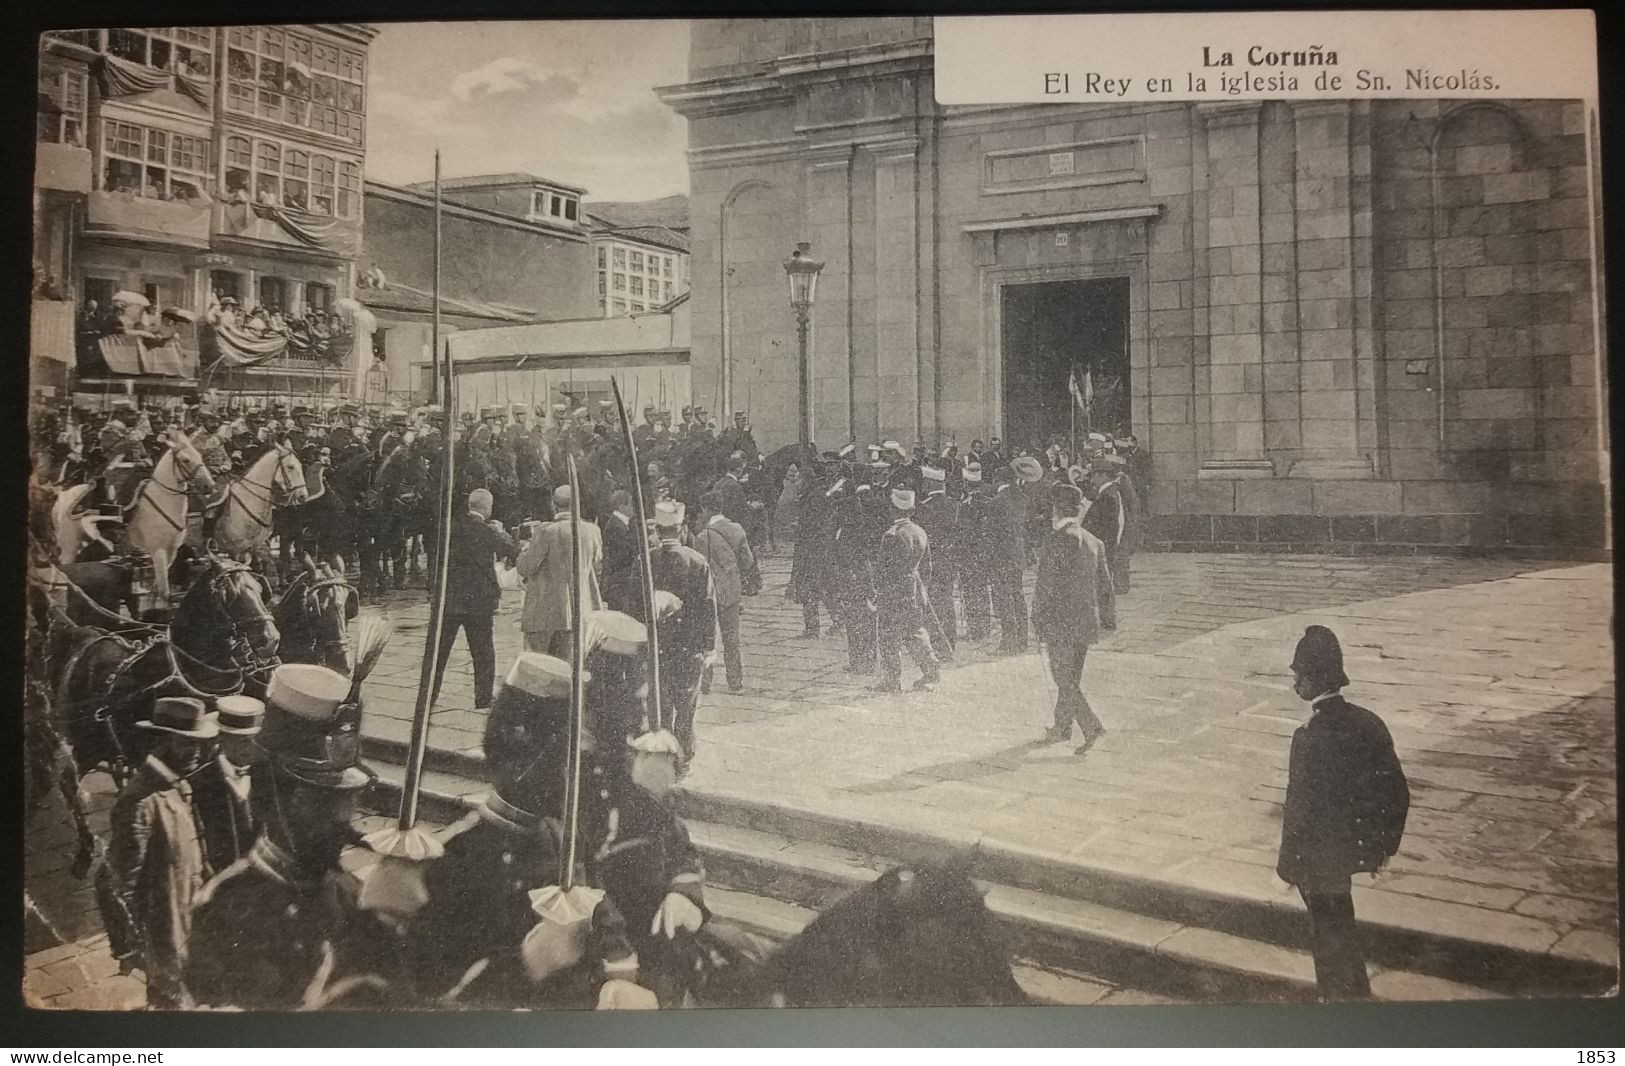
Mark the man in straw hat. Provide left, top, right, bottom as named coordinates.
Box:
left=516, top=483, right=604, bottom=657
left=191, top=694, right=264, bottom=872
left=1082, top=456, right=1126, bottom=592
left=1278, top=625, right=1410, bottom=1000
left=188, top=664, right=400, bottom=1010
left=106, top=697, right=219, bottom=1007
left=871, top=485, right=941, bottom=693
left=1033, top=484, right=1116, bottom=754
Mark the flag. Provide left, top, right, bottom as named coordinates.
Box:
left=1068, top=368, right=1092, bottom=417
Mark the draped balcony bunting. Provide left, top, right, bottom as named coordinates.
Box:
left=92, top=331, right=198, bottom=378
left=251, top=200, right=357, bottom=255
left=175, top=69, right=212, bottom=108
left=198, top=319, right=290, bottom=369
left=95, top=54, right=173, bottom=97
left=285, top=319, right=355, bottom=366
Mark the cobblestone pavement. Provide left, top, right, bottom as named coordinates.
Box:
left=359, top=549, right=1617, bottom=963
left=24, top=548, right=1617, bottom=1005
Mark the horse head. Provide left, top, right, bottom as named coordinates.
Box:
left=273, top=443, right=308, bottom=505
left=173, top=555, right=280, bottom=673
left=762, top=857, right=1027, bottom=1008
left=275, top=557, right=357, bottom=675
left=167, top=432, right=216, bottom=497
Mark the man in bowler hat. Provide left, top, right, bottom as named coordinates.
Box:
left=1277, top=625, right=1410, bottom=1000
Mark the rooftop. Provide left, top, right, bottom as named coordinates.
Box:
left=405, top=172, right=588, bottom=196
left=364, top=179, right=589, bottom=242
left=357, top=278, right=541, bottom=323
left=592, top=224, right=691, bottom=255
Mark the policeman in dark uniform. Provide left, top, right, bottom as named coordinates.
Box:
left=831, top=477, right=878, bottom=674
left=186, top=665, right=403, bottom=1010
left=956, top=462, right=997, bottom=642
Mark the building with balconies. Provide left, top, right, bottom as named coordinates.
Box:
left=33, top=24, right=378, bottom=410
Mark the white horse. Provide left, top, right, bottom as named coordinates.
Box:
left=125, top=432, right=217, bottom=606
left=211, top=443, right=307, bottom=558
left=50, top=483, right=119, bottom=565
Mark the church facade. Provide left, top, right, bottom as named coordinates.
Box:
left=658, top=18, right=1608, bottom=554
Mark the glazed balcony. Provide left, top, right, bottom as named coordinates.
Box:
left=84, top=189, right=212, bottom=248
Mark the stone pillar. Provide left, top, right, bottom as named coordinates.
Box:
left=1196, top=102, right=1272, bottom=478
left=874, top=137, right=920, bottom=444
left=1288, top=100, right=1375, bottom=478
left=807, top=149, right=854, bottom=446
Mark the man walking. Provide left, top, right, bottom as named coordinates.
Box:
left=1277, top=625, right=1410, bottom=1000
left=1032, top=484, right=1116, bottom=754
left=871, top=486, right=941, bottom=693
left=692, top=490, right=755, bottom=694
left=516, top=484, right=604, bottom=656
left=430, top=488, right=518, bottom=709
left=915, top=464, right=960, bottom=659
left=192, top=694, right=263, bottom=873
left=646, top=502, right=717, bottom=769
left=990, top=467, right=1030, bottom=655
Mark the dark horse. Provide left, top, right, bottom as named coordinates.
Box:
left=358, top=442, right=426, bottom=602
left=688, top=858, right=1029, bottom=1008
left=274, top=560, right=359, bottom=675
left=32, top=555, right=280, bottom=877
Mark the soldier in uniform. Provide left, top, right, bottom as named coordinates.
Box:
left=98, top=402, right=152, bottom=512
left=408, top=653, right=652, bottom=1010
left=187, top=665, right=403, bottom=1010
left=915, top=464, right=960, bottom=659
left=717, top=411, right=757, bottom=457
left=632, top=404, right=660, bottom=452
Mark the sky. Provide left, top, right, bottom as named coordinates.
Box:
left=364, top=20, right=691, bottom=204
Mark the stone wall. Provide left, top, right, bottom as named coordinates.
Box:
left=667, top=21, right=1608, bottom=553
left=363, top=192, right=597, bottom=321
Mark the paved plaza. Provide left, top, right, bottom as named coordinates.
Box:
left=24, top=548, right=1618, bottom=1005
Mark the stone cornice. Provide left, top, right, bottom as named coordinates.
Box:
left=962, top=205, right=1162, bottom=234
left=658, top=37, right=931, bottom=120
left=1196, top=101, right=1265, bottom=128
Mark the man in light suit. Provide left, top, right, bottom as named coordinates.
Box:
left=1033, top=482, right=1116, bottom=754
left=516, top=484, right=604, bottom=656
left=871, top=487, right=941, bottom=694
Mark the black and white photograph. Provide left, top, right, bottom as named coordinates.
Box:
left=20, top=11, right=1618, bottom=1016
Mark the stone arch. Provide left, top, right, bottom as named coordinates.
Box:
left=719, top=179, right=795, bottom=447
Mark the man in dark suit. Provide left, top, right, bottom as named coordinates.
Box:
left=711, top=454, right=751, bottom=527
left=990, top=468, right=1029, bottom=655
left=1082, top=458, right=1125, bottom=583
left=914, top=464, right=960, bottom=658
left=645, top=501, right=717, bottom=768
left=956, top=463, right=996, bottom=641
left=599, top=489, right=643, bottom=614
left=1032, top=483, right=1116, bottom=753
left=430, top=488, right=518, bottom=709
left=1277, top=625, right=1410, bottom=1001
left=871, top=487, right=941, bottom=693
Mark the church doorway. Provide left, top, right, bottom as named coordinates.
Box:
left=1000, top=276, right=1130, bottom=452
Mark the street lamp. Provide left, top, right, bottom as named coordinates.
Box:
left=782, top=241, right=824, bottom=454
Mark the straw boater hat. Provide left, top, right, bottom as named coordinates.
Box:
left=921, top=465, right=946, bottom=485
left=962, top=462, right=983, bottom=484
left=138, top=697, right=218, bottom=739
left=503, top=652, right=582, bottom=701
left=1011, top=456, right=1044, bottom=483
left=215, top=694, right=265, bottom=736
left=890, top=487, right=916, bottom=511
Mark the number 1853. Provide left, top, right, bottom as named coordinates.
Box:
left=1578, top=1052, right=1616, bottom=1064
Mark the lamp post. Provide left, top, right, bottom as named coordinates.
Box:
left=782, top=241, right=824, bottom=456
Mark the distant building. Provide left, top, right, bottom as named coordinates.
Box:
left=658, top=17, right=1608, bottom=554
left=360, top=178, right=599, bottom=403
left=34, top=25, right=379, bottom=410
left=408, top=172, right=588, bottom=230
left=588, top=224, right=690, bottom=318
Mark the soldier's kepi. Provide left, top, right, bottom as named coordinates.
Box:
left=185, top=663, right=401, bottom=1010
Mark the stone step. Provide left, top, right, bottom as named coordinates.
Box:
left=363, top=760, right=1496, bottom=1004
left=674, top=788, right=1616, bottom=998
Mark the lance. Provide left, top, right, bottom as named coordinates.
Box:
left=517, top=453, right=603, bottom=982
left=363, top=326, right=456, bottom=864
left=610, top=375, right=664, bottom=735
